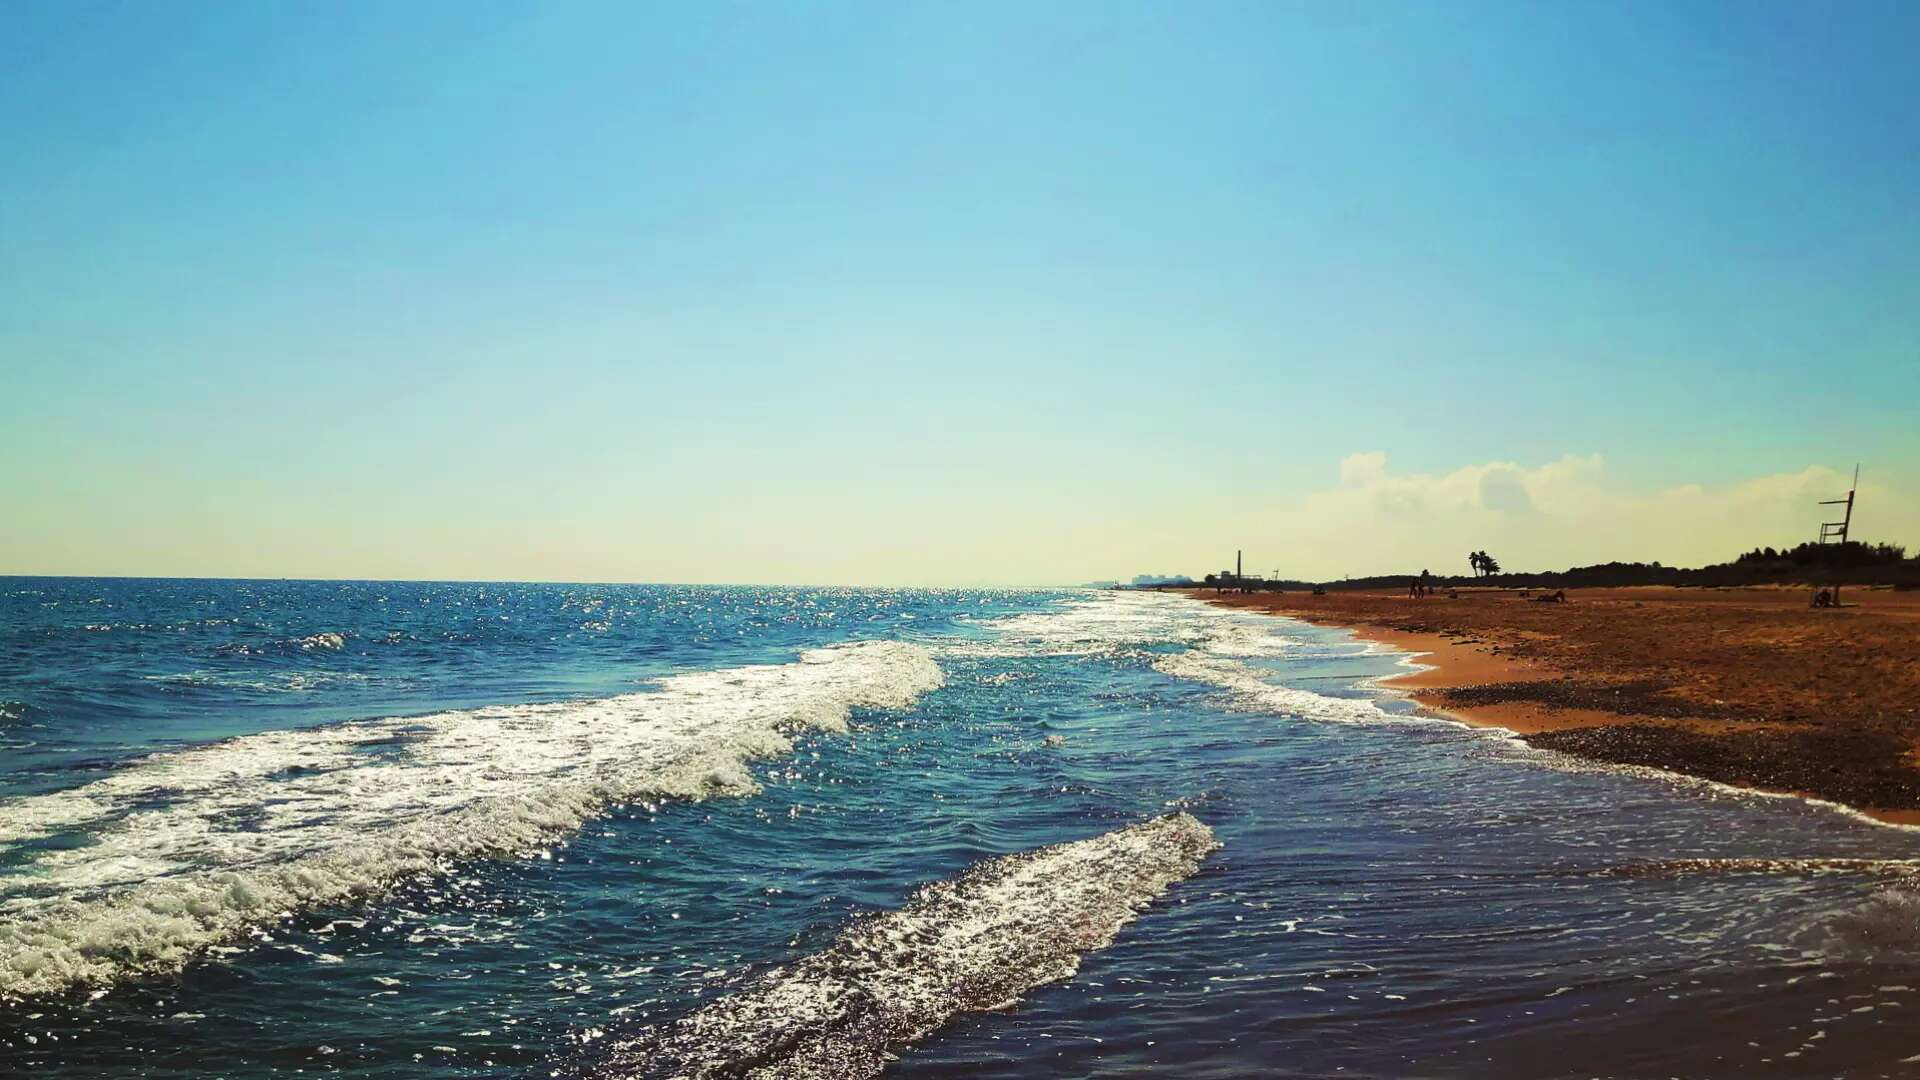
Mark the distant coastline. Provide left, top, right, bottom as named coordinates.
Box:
left=1133, top=539, right=1920, bottom=595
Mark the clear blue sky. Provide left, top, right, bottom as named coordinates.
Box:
left=3, top=1, right=1916, bottom=583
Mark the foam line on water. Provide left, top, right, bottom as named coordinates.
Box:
left=0, top=641, right=943, bottom=1000
left=603, top=812, right=1219, bottom=1080
left=943, top=594, right=1208, bottom=657
left=948, top=591, right=1330, bottom=660
left=954, top=592, right=1412, bottom=726
left=1596, top=857, right=1920, bottom=878
left=1152, top=651, right=1406, bottom=725
left=1145, top=598, right=1920, bottom=838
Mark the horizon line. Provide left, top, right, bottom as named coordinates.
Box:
left=0, top=572, right=1091, bottom=590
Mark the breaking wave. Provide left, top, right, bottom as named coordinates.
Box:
left=602, top=812, right=1218, bottom=1080
left=951, top=592, right=1416, bottom=730
left=1152, top=652, right=1401, bottom=725
left=1194, top=622, right=1310, bottom=657
left=214, top=630, right=349, bottom=656
left=0, top=641, right=943, bottom=999
left=943, top=594, right=1209, bottom=658
left=950, top=591, right=1334, bottom=661
left=1827, top=885, right=1920, bottom=955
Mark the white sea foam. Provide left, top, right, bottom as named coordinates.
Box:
left=1152, top=652, right=1402, bottom=725
left=1600, top=857, right=1920, bottom=878
left=956, top=593, right=1410, bottom=728
left=605, top=812, right=1218, bottom=1080
left=141, top=669, right=380, bottom=693
left=1828, top=885, right=1920, bottom=954
left=1194, top=621, right=1312, bottom=658
left=0, top=641, right=943, bottom=999
left=214, top=630, right=350, bottom=657
left=1115, top=598, right=1920, bottom=840
left=945, top=594, right=1208, bottom=657
left=952, top=591, right=1320, bottom=660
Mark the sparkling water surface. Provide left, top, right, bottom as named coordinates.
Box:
left=4, top=579, right=1920, bottom=1078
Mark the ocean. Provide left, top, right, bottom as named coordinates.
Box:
left=3, top=579, right=1920, bottom=1078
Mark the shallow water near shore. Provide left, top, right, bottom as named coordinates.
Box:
left=6, top=579, right=1920, bottom=1077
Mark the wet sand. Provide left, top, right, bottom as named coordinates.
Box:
left=1187, top=586, right=1920, bottom=822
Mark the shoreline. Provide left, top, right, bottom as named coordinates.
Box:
left=1183, top=587, right=1920, bottom=828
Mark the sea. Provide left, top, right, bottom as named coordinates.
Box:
left=4, top=578, right=1920, bottom=1078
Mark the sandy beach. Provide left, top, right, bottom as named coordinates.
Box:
left=1189, top=586, right=1920, bottom=821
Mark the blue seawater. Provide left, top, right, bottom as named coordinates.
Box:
left=4, top=579, right=1920, bottom=1077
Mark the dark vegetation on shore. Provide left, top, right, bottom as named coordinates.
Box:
left=1171, top=540, right=1919, bottom=593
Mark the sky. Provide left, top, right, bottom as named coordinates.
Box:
left=2, top=1, right=1916, bottom=585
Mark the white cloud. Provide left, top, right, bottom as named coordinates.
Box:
left=1239, top=453, right=1915, bottom=578
left=1339, top=451, right=1389, bottom=487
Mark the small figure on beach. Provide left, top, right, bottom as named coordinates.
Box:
left=1812, top=588, right=1836, bottom=608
